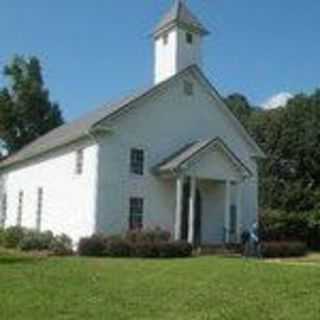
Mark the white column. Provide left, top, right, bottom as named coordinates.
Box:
left=224, top=180, right=231, bottom=243
left=236, top=181, right=243, bottom=242
left=174, top=176, right=184, bottom=241
left=188, top=176, right=196, bottom=244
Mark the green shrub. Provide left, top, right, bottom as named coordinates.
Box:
left=306, top=210, right=320, bottom=250
left=78, top=230, right=193, bottom=259
left=131, top=242, right=159, bottom=258
left=50, top=234, right=73, bottom=256
left=158, top=241, right=193, bottom=258
left=125, top=228, right=171, bottom=244
left=19, top=230, right=54, bottom=251
left=260, top=241, right=307, bottom=258
left=260, top=209, right=320, bottom=250
left=78, top=234, right=108, bottom=257
left=105, top=238, right=131, bottom=257
left=3, top=226, right=27, bottom=249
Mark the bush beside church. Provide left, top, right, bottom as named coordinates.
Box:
left=0, top=226, right=193, bottom=258
left=0, top=226, right=73, bottom=256
left=78, top=229, right=193, bottom=258
left=260, top=209, right=320, bottom=250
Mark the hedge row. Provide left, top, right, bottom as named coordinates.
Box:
left=260, top=241, right=307, bottom=258
left=78, top=230, right=193, bottom=258
left=0, top=226, right=73, bottom=256
left=260, top=209, right=320, bottom=249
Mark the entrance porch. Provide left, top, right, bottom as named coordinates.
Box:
left=174, top=175, right=242, bottom=245
left=153, top=138, right=252, bottom=246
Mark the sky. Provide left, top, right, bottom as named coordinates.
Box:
left=0, top=0, right=319, bottom=120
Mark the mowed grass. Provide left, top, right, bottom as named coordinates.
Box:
left=1, top=254, right=320, bottom=320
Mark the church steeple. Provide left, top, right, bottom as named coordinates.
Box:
left=153, top=0, right=209, bottom=84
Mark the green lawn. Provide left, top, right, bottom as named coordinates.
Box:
left=1, top=253, right=320, bottom=320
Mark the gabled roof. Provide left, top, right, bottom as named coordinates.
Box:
left=0, top=64, right=265, bottom=171
left=153, top=137, right=252, bottom=177
left=154, top=0, right=209, bottom=37
left=0, top=91, right=151, bottom=170
left=0, top=66, right=193, bottom=170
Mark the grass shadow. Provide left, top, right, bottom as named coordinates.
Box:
left=0, top=251, right=46, bottom=265
left=0, top=255, right=45, bottom=264
left=0, top=257, right=35, bottom=265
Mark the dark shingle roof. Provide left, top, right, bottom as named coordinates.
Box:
left=154, top=0, right=209, bottom=37
left=0, top=90, right=151, bottom=170
left=153, top=137, right=252, bottom=176
left=154, top=139, right=213, bottom=173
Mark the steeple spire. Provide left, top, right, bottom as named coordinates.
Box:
left=153, top=1, right=209, bottom=84
left=154, top=0, right=209, bottom=38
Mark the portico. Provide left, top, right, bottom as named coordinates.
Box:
left=154, top=138, right=251, bottom=246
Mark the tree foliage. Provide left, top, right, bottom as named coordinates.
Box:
left=0, top=56, right=63, bottom=155
left=226, top=89, right=320, bottom=212
left=224, top=93, right=253, bottom=127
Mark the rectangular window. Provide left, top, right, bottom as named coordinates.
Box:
left=129, top=197, right=144, bottom=230
left=36, top=188, right=43, bottom=231
left=130, top=149, right=144, bottom=176
left=75, top=149, right=84, bottom=175
left=186, top=32, right=193, bottom=44
left=184, top=80, right=194, bottom=96
left=1, top=194, right=7, bottom=227
left=17, top=191, right=23, bottom=226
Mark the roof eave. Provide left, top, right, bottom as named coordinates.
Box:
left=153, top=21, right=210, bottom=39
left=189, top=66, right=266, bottom=159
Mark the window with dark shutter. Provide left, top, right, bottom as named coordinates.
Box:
left=130, top=149, right=144, bottom=176
left=129, top=198, right=144, bottom=230
left=36, top=188, right=43, bottom=231
left=75, top=149, right=84, bottom=175
left=17, top=191, right=23, bottom=226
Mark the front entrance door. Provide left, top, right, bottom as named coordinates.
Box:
left=181, top=180, right=202, bottom=246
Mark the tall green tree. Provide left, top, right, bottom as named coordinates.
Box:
left=248, top=90, right=320, bottom=212
left=226, top=89, right=320, bottom=212
left=224, top=93, right=253, bottom=128
left=0, top=56, right=63, bottom=155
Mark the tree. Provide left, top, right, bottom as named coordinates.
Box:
left=226, top=89, right=320, bottom=212
left=248, top=89, right=320, bottom=212
left=0, top=56, right=64, bottom=155
left=224, top=93, right=253, bottom=128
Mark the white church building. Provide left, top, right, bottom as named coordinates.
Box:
left=0, top=1, right=265, bottom=246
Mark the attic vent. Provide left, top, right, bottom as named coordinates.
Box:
left=163, top=33, right=169, bottom=45
left=184, top=81, right=194, bottom=96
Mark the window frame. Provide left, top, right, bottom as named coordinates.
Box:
left=130, top=148, right=145, bottom=176
left=129, top=197, right=144, bottom=230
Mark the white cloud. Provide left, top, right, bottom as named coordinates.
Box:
left=262, top=92, right=293, bottom=110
